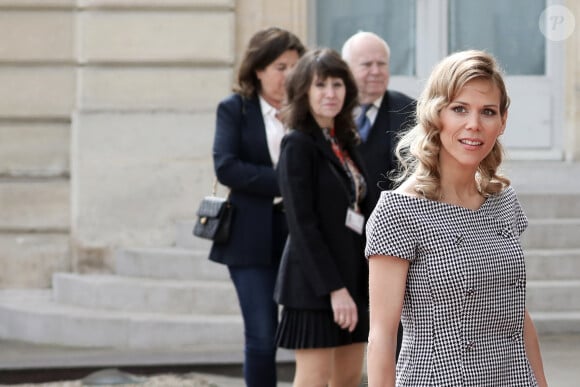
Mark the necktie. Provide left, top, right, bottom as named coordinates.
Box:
left=356, top=104, right=372, bottom=142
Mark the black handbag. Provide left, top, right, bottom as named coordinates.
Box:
left=193, top=180, right=234, bottom=243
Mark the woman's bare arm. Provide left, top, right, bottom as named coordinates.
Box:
left=523, top=309, right=548, bottom=386
left=367, top=254, right=409, bottom=387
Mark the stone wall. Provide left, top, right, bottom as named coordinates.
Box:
left=565, top=0, right=580, bottom=161
left=0, top=0, right=576, bottom=287
left=0, top=0, right=307, bottom=287
left=71, top=0, right=235, bottom=271
left=0, top=1, right=74, bottom=287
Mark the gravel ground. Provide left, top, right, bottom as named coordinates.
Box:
left=0, top=372, right=243, bottom=387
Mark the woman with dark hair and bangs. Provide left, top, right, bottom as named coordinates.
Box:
left=274, top=48, right=372, bottom=387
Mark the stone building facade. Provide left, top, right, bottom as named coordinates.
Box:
left=0, top=0, right=578, bottom=289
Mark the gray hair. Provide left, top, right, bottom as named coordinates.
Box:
left=341, top=31, right=391, bottom=63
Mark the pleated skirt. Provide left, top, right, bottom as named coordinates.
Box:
left=276, top=307, right=369, bottom=349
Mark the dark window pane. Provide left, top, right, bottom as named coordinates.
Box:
left=448, top=0, right=546, bottom=75
left=316, top=0, right=416, bottom=76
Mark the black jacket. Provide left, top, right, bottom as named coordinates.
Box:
left=274, top=121, right=371, bottom=310
left=209, top=93, right=287, bottom=266
left=357, top=90, right=416, bottom=210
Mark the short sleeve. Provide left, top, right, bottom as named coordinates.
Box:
left=365, top=191, right=418, bottom=262
left=512, top=192, right=529, bottom=238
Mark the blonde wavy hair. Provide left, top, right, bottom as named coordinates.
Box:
left=394, top=50, right=511, bottom=200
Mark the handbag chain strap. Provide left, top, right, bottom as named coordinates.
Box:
left=212, top=178, right=219, bottom=196
left=212, top=178, right=231, bottom=199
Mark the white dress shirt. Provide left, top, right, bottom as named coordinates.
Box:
left=259, top=96, right=285, bottom=205
left=259, top=96, right=285, bottom=167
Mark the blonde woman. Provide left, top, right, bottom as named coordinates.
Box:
left=366, top=50, right=548, bottom=386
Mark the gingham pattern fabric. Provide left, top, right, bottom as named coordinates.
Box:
left=366, top=186, right=538, bottom=386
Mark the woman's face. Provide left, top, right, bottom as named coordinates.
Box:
left=308, top=75, right=346, bottom=128
left=256, top=49, right=300, bottom=109
left=438, top=78, right=507, bottom=170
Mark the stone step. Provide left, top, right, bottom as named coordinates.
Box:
left=521, top=219, right=580, bottom=249
left=518, top=193, right=580, bottom=219
left=525, top=249, right=580, bottom=280
left=0, top=338, right=246, bottom=370
left=115, top=247, right=227, bottom=281
left=527, top=280, right=580, bottom=312
left=529, top=311, right=580, bottom=335
left=0, top=337, right=295, bottom=370
left=0, top=289, right=243, bottom=349
left=175, top=220, right=212, bottom=250
left=52, top=273, right=239, bottom=315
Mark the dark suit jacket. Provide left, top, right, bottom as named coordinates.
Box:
left=209, top=93, right=287, bottom=266
left=357, top=90, right=415, bottom=210
left=274, top=120, right=371, bottom=310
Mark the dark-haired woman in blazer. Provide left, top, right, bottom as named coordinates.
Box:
left=209, top=27, right=305, bottom=387
left=275, top=48, right=372, bottom=387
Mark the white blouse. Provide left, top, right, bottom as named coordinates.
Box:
left=259, top=96, right=285, bottom=167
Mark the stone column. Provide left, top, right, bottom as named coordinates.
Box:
left=72, top=0, right=235, bottom=271
left=565, top=0, right=579, bottom=161
left=0, top=0, right=74, bottom=287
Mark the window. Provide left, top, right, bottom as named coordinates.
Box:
left=448, top=0, right=546, bottom=75
left=313, top=0, right=416, bottom=76
left=313, top=0, right=564, bottom=159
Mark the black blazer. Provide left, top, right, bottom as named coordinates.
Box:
left=209, top=93, right=286, bottom=266
left=274, top=121, right=371, bottom=310
left=357, top=90, right=416, bottom=210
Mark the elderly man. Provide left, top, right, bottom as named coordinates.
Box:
left=342, top=31, right=415, bottom=361
left=342, top=31, right=415, bottom=210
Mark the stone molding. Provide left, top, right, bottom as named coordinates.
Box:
left=77, top=10, right=235, bottom=65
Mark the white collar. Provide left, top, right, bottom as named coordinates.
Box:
left=369, top=94, right=384, bottom=110
left=259, top=95, right=278, bottom=117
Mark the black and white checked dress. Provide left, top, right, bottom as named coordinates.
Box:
left=366, top=186, right=538, bottom=386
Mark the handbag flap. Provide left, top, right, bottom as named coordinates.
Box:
left=197, top=196, right=228, bottom=217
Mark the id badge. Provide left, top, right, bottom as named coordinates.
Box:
left=345, top=207, right=365, bottom=235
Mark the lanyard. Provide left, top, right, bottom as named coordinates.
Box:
left=322, top=127, right=360, bottom=211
